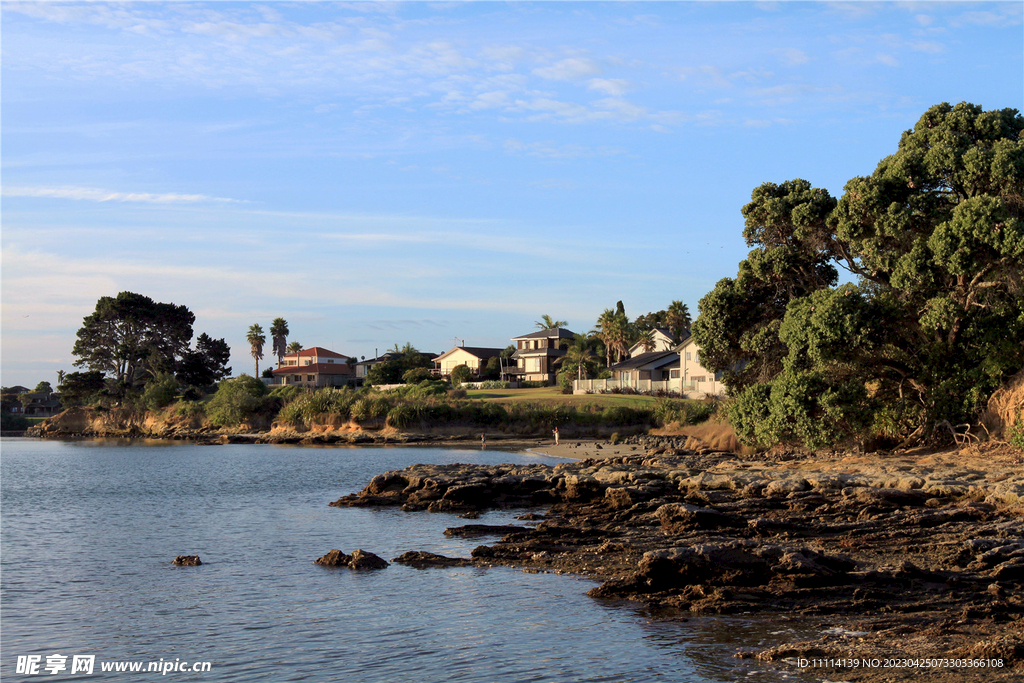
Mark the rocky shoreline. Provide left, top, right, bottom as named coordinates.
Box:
left=331, top=442, right=1024, bottom=682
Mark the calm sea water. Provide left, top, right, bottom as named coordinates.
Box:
left=1, top=438, right=814, bottom=682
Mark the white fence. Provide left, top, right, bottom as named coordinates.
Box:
left=572, top=378, right=717, bottom=399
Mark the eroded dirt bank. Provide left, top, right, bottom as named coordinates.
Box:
left=332, top=442, right=1024, bottom=682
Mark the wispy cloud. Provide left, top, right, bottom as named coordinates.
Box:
left=532, top=57, right=602, bottom=81
left=504, top=138, right=626, bottom=159
left=3, top=186, right=243, bottom=204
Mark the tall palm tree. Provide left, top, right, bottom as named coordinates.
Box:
left=609, top=315, right=630, bottom=362
left=535, top=314, right=568, bottom=330
left=270, top=318, right=289, bottom=368
left=56, top=369, right=66, bottom=387
left=286, top=341, right=303, bottom=354
left=247, top=324, right=265, bottom=377
left=564, top=334, right=598, bottom=381
left=666, top=300, right=692, bottom=340
left=594, top=308, right=617, bottom=367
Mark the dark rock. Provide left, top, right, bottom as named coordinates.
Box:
left=391, top=551, right=475, bottom=568
left=315, top=548, right=389, bottom=570
left=444, top=524, right=530, bottom=538
left=656, top=502, right=746, bottom=532
left=349, top=549, right=390, bottom=569
left=172, top=555, right=202, bottom=566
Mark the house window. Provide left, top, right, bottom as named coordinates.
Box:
left=670, top=369, right=680, bottom=378
left=307, top=375, right=315, bottom=382
left=327, top=359, right=333, bottom=363
left=530, top=358, right=541, bottom=372
left=685, top=352, right=692, bottom=361
left=694, top=376, right=705, bottom=383
left=292, top=375, right=300, bottom=382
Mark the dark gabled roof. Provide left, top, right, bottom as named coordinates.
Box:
left=511, top=327, right=576, bottom=341
left=609, top=350, right=679, bottom=371
left=434, top=346, right=504, bottom=362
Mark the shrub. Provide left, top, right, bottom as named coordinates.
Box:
left=387, top=404, right=418, bottom=429
left=402, top=367, right=433, bottom=384
left=450, top=365, right=472, bottom=387
left=351, top=396, right=391, bottom=422
left=206, top=375, right=268, bottom=427
left=142, top=373, right=179, bottom=410
left=174, top=400, right=205, bottom=419
left=1009, top=420, right=1024, bottom=452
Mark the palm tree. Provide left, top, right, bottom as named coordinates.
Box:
left=564, top=334, right=598, bottom=381
left=666, top=300, right=692, bottom=340
left=56, top=369, right=66, bottom=388
left=636, top=329, right=657, bottom=353
left=270, top=318, right=289, bottom=368
left=247, top=324, right=265, bottom=377
left=594, top=308, right=617, bottom=367
left=286, top=341, right=303, bottom=354
left=535, top=314, right=568, bottom=330
left=609, top=315, right=630, bottom=362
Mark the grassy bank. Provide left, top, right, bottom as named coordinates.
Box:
left=465, top=386, right=658, bottom=408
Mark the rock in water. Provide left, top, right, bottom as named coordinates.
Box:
left=314, top=549, right=389, bottom=570
left=314, top=549, right=352, bottom=567
left=172, top=555, right=202, bottom=566
left=391, top=551, right=474, bottom=569
left=349, top=549, right=389, bottom=569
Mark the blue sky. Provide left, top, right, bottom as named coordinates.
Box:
left=2, top=1, right=1022, bottom=387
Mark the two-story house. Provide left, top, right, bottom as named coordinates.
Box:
left=270, top=347, right=355, bottom=387
left=509, top=328, right=575, bottom=384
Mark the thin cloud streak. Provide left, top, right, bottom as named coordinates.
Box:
left=4, top=186, right=244, bottom=204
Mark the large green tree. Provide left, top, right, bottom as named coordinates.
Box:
left=177, top=333, right=232, bottom=390
left=693, top=102, right=1024, bottom=448
left=72, top=292, right=195, bottom=392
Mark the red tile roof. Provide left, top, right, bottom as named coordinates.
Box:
left=284, top=347, right=349, bottom=359
left=272, top=363, right=353, bottom=375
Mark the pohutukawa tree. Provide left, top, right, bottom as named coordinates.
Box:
left=692, top=102, right=1024, bottom=448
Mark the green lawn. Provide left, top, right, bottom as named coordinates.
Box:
left=465, top=386, right=658, bottom=408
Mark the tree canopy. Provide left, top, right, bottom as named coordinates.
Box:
left=72, top=292, right=195, bottom=392
left=177, top=333, right=232, bottom=390
left=364, top=343, right=434, bottom=386
left=71, top=292, right=231, bottom=401
left=693, top=102, right=1024, bottom=448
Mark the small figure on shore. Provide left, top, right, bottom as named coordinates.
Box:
left=481, top=433, right=487, bottom=448
left=552, top=427, right=559, bottom=446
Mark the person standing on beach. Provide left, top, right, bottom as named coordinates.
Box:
left=552, top=427, right=559, bottom=446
